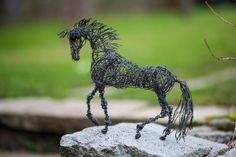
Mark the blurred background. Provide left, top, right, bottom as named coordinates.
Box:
left=0, top=0, right=236, bottom=156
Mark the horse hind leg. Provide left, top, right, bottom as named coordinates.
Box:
left=159, top=106, right=173, bottom=140
left=159, top=96, right=174, bottom=141
left=135, top=93, right=168, bottom=139
left=135, top=114, right=164, bottom=139
left=98, top=86, right=111, bottom=134
left=86, top=86, right=99, bottom=126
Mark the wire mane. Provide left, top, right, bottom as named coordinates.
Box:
left=74, top=18, right=121, bottom=50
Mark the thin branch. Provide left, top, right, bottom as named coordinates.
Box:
left=205, top=1, right=236, bottom=28
left=204, top=38, right=236, bottom=61
left=234, top=122, right=236, bottom=140
left=227, top=122, right=236, bottom=148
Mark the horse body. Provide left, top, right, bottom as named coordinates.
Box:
left=90, top=48, right=177, bottom=92
left=59, top=18, right=193, bottom=141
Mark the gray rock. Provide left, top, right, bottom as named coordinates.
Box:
left=225, top=148, right=236, bottom=157
left=189, top=126, right=234, bottom=143
left=60, top=123, right=228, bottom=157
left=218, top=148, right=236, bottom=157
left=208, top=118, right=235, bottom=131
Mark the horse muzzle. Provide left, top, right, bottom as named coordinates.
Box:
left=72, top=55, right=80, bottom=61
left=72, top=51, right=80, bottom=61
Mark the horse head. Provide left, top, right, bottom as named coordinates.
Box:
left=58, top=18, right=91, bottom=61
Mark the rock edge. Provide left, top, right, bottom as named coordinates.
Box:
left=60, top=123, right=228, bottom=157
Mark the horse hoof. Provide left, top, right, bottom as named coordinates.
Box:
left=94, top=122, right=99, bottom=126
left=136, top=124, right=143, bottom=130
left=160, top=136, right=166, bottom=141
left=101, top=128, right=108, bottom=134
left=135, top=133, right=141, bottom=139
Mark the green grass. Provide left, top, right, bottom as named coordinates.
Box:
left=0, top=7, right=236, bottom=105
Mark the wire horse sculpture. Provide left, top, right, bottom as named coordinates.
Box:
left=59, top=18, right=193, bottom=141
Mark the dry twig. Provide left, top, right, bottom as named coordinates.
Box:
left=227, top=122, right=236, bottom=148
left=204, top=1, right=236, bottom=61
left=205, top=1, right=236, bottom=28
left=234, top=122, right=236, bottom=140
left=204, top=38, right=236, bottom=61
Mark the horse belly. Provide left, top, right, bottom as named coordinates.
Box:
left=104, top=64, right=144, bottom=89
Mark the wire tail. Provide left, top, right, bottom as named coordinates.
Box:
left=173, top=80, right=193, bottom=141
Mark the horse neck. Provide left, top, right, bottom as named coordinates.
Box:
left=87, top=31, right=112, bottom=61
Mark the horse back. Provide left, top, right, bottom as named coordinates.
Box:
left=91, top=54, right=176, bottom=92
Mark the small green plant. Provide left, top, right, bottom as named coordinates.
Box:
left=17, top=137, right=37, bottom=152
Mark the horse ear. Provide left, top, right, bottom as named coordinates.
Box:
left=84, top=18, right=92, bottom=23
left=58, top=29, right=69, bottom=38
left=78, top=18, right=92, bottom=27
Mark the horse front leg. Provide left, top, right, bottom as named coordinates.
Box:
left=86, top=86, right=99, bottom=126
left=98, top=86, right=111, bottom=134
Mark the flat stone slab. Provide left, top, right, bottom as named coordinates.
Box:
left=60, top=123, right=228, bottom=157
left=0, top=98, right=229, bottom=133
left=189, top=126, right=234, bottom=143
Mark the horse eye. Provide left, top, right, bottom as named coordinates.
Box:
left=69, top=36, right=75, bottom=42
left=69, top=31, right=79, bottom=40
